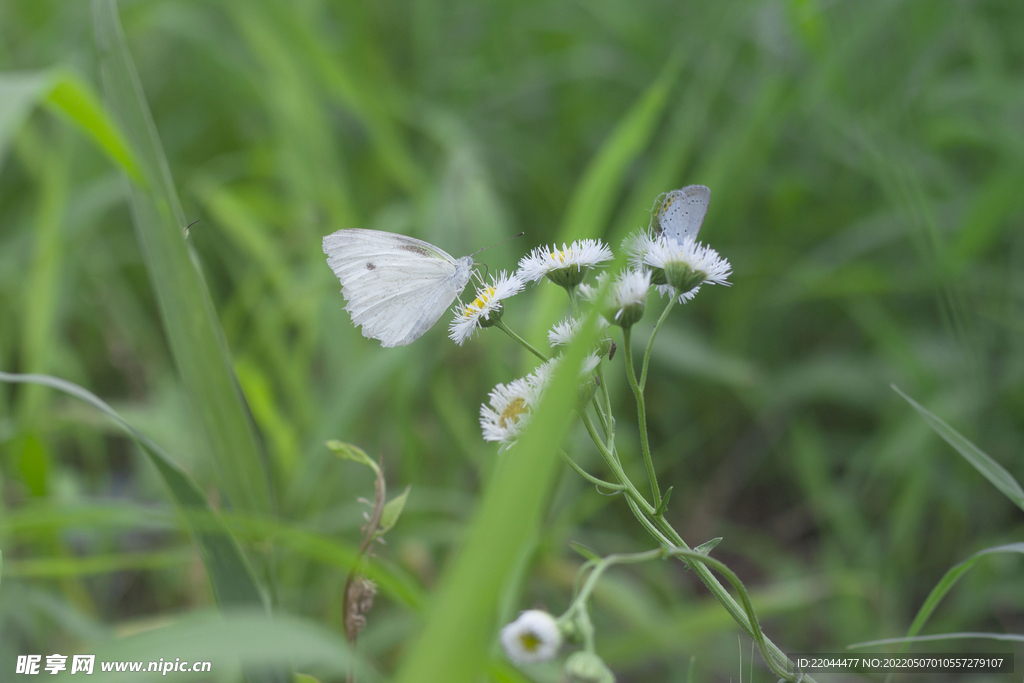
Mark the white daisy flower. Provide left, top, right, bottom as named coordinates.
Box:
left=479, top=376, right=538, bottom=449
left=517, top=239, right=613, bottom=288
left=548, top=317, right=582, bottom=347
left=627, top=232, right=730, bottom=303
left=547, top=316, right=611, bottom=348
left=606, top=268, right=651, bottom=327
left=449, top=271, right=525, bottom=345
left=622, top=229, right=660, bottom=271
left=526, top=357, right=561, bottom=396
left=480, top=356, right=603, bottom=449
left=500, top=610, right=562, bottom=665
left=655, top=282, right=700, bottom=303
left=580, top=351, right=602, bottom=375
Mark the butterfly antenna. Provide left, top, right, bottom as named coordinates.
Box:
left=471, top=231, right=525, bottom=257
left=184, top=219, right=200, bottom=237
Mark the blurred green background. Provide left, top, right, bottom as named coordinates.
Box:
left=1, top=0, right=1023, bottom=681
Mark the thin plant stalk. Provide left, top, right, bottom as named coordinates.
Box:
left=494, top=320, right=549, bottom=361
left=640, top=296, right=676, bottom=390
left=621, top=327, right=661, bottom=509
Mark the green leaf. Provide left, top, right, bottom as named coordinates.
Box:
left=393, top=301, right=608, bottom=683
left=377, top=485, right=411, bottom=537
left=683, top=537, right=723, bottom=572
left=569, top=542, right=603, bottom=563
left=45, top=73, right=141, bottom=181
left=655, top=485, right=674, bottom=516
left=92, top=0, right=272, bottom=517
left=325, top=440, right=379, bottom=474
left=0, top=70, right=140, bottom=180
left=695, top=537, right=723, bottom=555
left=892, top=384, right=1024, bottom=512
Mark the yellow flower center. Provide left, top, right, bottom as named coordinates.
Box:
left=464, top=286, right=496, bottom=315
left=548, top=248, right=575, bottom=265
left=499, top=397, right=529, bottom=428
left=518, top=630, right=542, bottom=652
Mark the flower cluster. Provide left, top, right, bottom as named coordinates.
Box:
left=446, top=187, right=739, bottom=681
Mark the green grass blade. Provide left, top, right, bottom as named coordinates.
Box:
left=393, top=311, right=606, bottom=683
left=528, top=53, right=683, bottom=343
left=892, top=384, right=1024, bottom=512
left=92, top=0, right=272, bottom=516
left=851, top=632, right=1024, bottom=649
left=0, top=500, right=424, bottom=609
left=0, top=72, right=52, bottom=167
left=45, top=72, right=141, bottom=181
left=3, top=549, right=191, bottom=579
left=556, top=53, right=683, bottom=245
left=900, top=543, right=1024, bottom=650
left=0, top=70, right=140, bottom=180
left=0, top=371, right=266, bottom=609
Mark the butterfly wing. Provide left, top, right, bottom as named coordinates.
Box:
left=653, top=185, right=710, bottom=243
left=323, top=229, right=473, bottom=347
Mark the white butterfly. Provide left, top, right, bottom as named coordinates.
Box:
left=323, top=229, right=474, bottom=347
left=651, top=184, right=710, bottom=243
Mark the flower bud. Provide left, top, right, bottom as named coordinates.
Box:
left=564, top=651, right=615, bottom=683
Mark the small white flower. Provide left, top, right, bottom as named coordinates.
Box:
left=500, top=610, right=562, bottom=665
left=528, top=358, right=559, bottom=390
left=627, top=232, right=731, bottom=303
left=622, top=229, right=660, bottom=270
left=655, top=282, right=700, bottom=303
left=607, top=268, right=651, bottom=326
left=449, top=271, right=525, bottom=345
left=646, top=236, right=731, bottom=285
left=547, top=316, right=611, bottom=348
left=580, top=351, right=602, bottom=375
left=517, top=239, right=613, bottom=288
left=479, top=376, right=538, bottom=449
left=480, top=355, right=606, bottom=448
left=548, top=317, right=582, bottom=347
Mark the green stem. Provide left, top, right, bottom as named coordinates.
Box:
left=572, top=399, right=816, bottom=682
left=565, top=286, right=583, bottom=317
left=494, top=320, right=549, bottom=361
left=590, top=395, right=610, bottom=438
left=622, top=327, right=661, bottom=509
left=595, top=361, right=614, bottom=449
left=640, top=296, right=676, bottom=391
left=559, top=450, right=623, bottom=492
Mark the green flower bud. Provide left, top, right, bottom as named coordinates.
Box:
left=564, top=651, right=615, bottom=683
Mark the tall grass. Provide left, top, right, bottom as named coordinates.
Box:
left=1, top=0, right=1022, bottom=681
